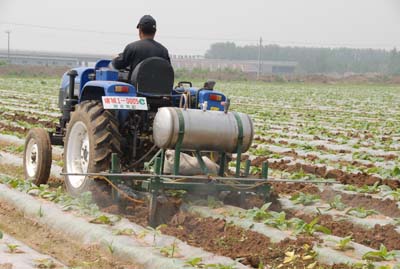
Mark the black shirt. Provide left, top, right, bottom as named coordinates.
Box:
left=112, top=39, right=170, bottom=71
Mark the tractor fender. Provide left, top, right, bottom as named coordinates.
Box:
left=79, top=81, right=137, bottom=103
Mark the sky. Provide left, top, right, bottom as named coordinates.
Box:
left=0, top=0, right=399, bottom=56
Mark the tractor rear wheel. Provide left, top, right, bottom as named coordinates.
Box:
left=64, top=100, right=122, bottom=196
left=23, top=128, right=52, bottom=185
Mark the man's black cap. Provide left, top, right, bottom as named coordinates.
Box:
left=136, top=15, right=156, bottom=30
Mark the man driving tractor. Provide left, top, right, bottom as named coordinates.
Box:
left=112, top=15, right=170, bottom=75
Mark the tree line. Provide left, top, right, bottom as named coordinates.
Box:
left=205, top=42, right=400, bottom=74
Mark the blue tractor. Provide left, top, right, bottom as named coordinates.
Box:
left=23, top=57, right=269, bottom=225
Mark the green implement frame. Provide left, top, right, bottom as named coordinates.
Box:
left=63, top=107, right=271, bottom=226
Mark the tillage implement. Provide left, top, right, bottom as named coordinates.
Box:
left=23, top=57, right=270, bottom=225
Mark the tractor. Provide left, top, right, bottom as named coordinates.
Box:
left=23, top=57, right=270, bottom=226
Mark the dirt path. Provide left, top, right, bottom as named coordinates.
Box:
left=0, top=201, right=138, bottom=269
left=0, top=232, right=65, bottom=269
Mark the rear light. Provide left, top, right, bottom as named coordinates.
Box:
left=114, top=86, right=129, bottom=93
left=209, top=94, right=222, bottom=101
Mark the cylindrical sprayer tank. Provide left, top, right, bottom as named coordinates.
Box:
left=152, top=107, right=254, bottom=153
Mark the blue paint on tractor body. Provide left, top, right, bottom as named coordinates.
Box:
left=60, top=59, right=226, bottom=111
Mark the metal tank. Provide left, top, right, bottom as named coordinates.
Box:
left=152, top=107, right=254, bottom=153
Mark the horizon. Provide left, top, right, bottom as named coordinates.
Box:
left=1, top=0, right=399, bottom=56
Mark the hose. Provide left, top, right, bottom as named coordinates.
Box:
left=91, top=175, right=145, bottom=204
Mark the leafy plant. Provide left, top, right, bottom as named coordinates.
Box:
left=290, top=192, right=320, bottom=206
left=291, top=217, right=331, bottom=236
left=362, top=244, right=398, bottom=261
left=6, top=243, right=23, bottom=253
left=38, top=205, right=44, bottom=217
left=263, top=211, right=290, bottom=230
left=112, top=228, right=135, bottom=236
left=184, top=257, right=204, bottom=267
left=345, top=207, right=378, bottom=218
left=326, top=195, right=347, bottom=211
left=383, top=188, right=400, bottom=201
left=159, top=240, right=179, bottom=258
left=246, top=203, right=272, bottom=221
left=0, top=230, right=3, bottom=239
left=34, top=258, right=56, bottom=268
left=90, top=213, right=121, bottom=226
left=332, top=236, right=354, bottom=251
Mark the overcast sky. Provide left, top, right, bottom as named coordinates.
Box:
left=0, top=0, right=399, bottom=56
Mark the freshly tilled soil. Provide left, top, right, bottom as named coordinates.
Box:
left=161, top=212, right=351, bottom=268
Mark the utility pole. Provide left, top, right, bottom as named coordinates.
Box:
left=5, top=30, right=11, bottom=64
left=257, top=37, right=262, bottom=80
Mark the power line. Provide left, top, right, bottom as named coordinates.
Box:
left=0, top=21, right=397, bottom=49
left=0, top=21, right=258, bottom=42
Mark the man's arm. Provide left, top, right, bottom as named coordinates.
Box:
left=112, top=44, right=134, bottom=70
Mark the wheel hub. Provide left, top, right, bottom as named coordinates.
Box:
left=66, top=121, right=90, bottom=188
left=26, top=141, right=38, bottom=178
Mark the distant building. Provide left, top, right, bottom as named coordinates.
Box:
left=0, top=50, right=297, bottom=74
left=171, top=57, right=297, bottom=74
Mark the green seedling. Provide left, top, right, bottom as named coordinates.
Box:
left=106, top=241, right=115, bottom=255
left=346, top=207, right=378, bottom=218
left=184, top=257, right=204, bottom=267
left=326, top=195, right=347, bottom=211
left=362, top=244, right=398, bottom=261
left=159, top=240, right=179, bottom=258
left=38, top=205, right=44, bottom=217
left=333, top=236, right=354, bottom=251
left=263, top=211, right=289, bottom=230
left=6, top=243, right=23, bottom=253
left=357, top=182, right=381, bottom=194
left=0, top=230, right=3, bottom=239
left=343, top=185, right=358, bottom=192
left=290, top=192, right=320, bottom=206
left=5, top=144, right=24, bottom=153
left=246, top=203, right=272, bottom=221
left=383, top=188, right=400, bottom=201
left=291, top=217, right=331, bottom=236
left=112, top=228, right=135, bottom=236
left=34, top=258, right=56, bottom=268
left=89, top=214, right=121, bottom=225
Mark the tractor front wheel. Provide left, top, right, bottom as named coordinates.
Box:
left=63, top=100, right=121, bottom=196
left=23, top=128, right=52, bottom=185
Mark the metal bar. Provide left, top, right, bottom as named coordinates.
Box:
left=244, top=159, right=251, bottom=177
left=174, top=108, right=185, bottom=175
left=110, top=153, right=121, bottom=202
left=218, top=152, right=226, bottom=177
left=233, top=112, right=244, bottom=177
left=154, top=157, right=162, bottom=175
left=261, top=161, right=268, bottom=179
left=147, top=148, right=162, bottom=167
left=60, top=172, right=336, bottom=184
left=195, top=150, right=208, bottom=175
left=160, top=149, right=165, bottom=175
left=149, top=157, right=162, bottom=227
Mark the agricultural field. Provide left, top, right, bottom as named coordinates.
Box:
left=0, top=76, right=400, bottom=268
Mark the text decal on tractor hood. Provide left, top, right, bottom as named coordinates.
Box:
left=102, top=96, right=148, bottom=110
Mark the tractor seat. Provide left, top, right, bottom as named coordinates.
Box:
left=131, top=57, right=174, bottom=97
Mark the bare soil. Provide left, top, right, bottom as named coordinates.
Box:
left=290, top=211, right=400, bottom=251
left=320, top=189, right=400, bottom=218
left=252, top=156, right=400, bottom=189
left=161, top=212, right=350, bottom=268
left=0, top=201, right=138, bottom=269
